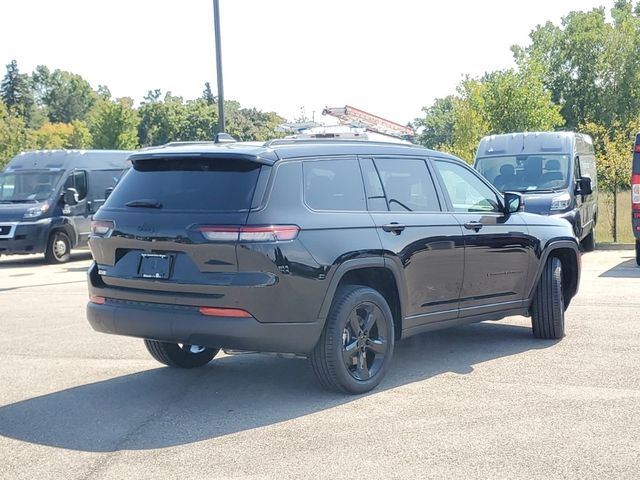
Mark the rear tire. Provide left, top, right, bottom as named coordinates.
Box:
left=310, top=285, right=394, bottom=394
left=144, top=339, right=219, bottom=368
left=636, top=240, right=640, bottom=267
left=44, top=231, right=71, bottom=263
left=531, top=257, right=565, bottom=339
left=581, top=227, right=596, bottom=252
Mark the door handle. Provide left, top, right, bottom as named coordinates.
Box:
left=463, top=221, right=483, bottom=231
left=382, top=222, right=406, bottom=234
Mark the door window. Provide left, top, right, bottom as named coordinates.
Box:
left=374, top=158, right=441, bottom=212
left=434, top=160, right=501, bottom=213
left=64, top=171, right=88, bottom=201
left=303, top=159, right=366, bottom=211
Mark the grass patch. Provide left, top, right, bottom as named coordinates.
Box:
left=595, top=189, right=635, bottom=244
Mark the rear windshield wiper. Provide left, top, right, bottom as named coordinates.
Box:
left=125, top=199, right=163, bottom=209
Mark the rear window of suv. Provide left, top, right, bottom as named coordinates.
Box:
left=104, top=157, right=261, bottom=211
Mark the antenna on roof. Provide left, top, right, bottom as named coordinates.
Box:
left=214, top=133, right=237, bottom=144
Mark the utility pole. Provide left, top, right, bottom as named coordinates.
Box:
left=213, top=0, right=225, bottom=133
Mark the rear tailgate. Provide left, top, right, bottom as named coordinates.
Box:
left=90, top=155, right=267, bottom=293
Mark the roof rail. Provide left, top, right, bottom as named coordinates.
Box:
left=263, top=138, right=422, bottom=148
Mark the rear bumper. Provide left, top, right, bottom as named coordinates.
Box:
left=0, top=220, right=50, bottom=255
left=86, top=300, right=324, bottom=354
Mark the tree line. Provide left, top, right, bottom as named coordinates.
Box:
left=0, top=63, right=284, bottom=168
left=2, top=0, right=639, bottom=202
left=413, top=0, right=640, bottom=199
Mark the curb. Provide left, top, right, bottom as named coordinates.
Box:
left=596, top=243, right=635, bottom=251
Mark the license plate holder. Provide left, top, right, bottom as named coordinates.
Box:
left=138, top=253, right=173, bottom=279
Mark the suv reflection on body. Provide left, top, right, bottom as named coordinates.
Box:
left=86, top=140, right=581, bottom=394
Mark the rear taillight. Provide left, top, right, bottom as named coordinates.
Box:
left=195, top=225, right=299, bottom=242
left=634, top=143, right=640, bottom=153
left=90, top=220, right=115, bottom=237
left=632, top=174, right=640, bottom=211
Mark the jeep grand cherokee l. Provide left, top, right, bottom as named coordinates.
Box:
left=86, top=139, right=580, bottom=394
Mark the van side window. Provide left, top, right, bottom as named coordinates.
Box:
left=64, top=171, right=88, bottom=201
left=303, top=159, right=366, bottom=211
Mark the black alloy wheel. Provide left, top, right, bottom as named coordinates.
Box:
left=311, top=286, right=395, bottom=394
left=341, top=301, right=389, bottom=381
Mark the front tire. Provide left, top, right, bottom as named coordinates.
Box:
left=144, top=339, right=219, bottom=368
left=45, top=231, right=71, bottom=263
left=635, top=240, right=640, bottom=267
left=531, top=257, right=565, bottom=339
left=310, top=286, right=395, bottom=394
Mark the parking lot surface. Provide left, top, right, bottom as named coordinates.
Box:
left=0, top=249, right=639, bottom=479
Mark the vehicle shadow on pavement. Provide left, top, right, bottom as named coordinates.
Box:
left=0, top=322, right=556, bottom=452
left=598, top=257, right=640, bottom=278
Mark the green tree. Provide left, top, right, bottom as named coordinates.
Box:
left=415, top=65, right=562, bottom=163
left=514, top=2, right=640, bottom=130
left=88, top=97, right=139, bottom=149
left=0, top=100, right=30, bottom=168
left=202, top=82, right=215, bottom=105
left=32, top=67, right=97, bottom=123
left=413, top=96, right=456, bottom=149
left=581, top=120, right=639, bottom=241
left=137, top=91, right=187, bottom=146
left=482, top=63, right=563, bottom=134
left=1, top=60, right=36, bottom=126
left=68, top=119, right=93, bottom=148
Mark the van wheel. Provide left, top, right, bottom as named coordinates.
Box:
left=531, top=257, right=565, bottom=339
left=310, top=286, right=394, bottom=394
left=636, top=240, right=640, bottom=267
left=45, top=231, right=71, bottom=263
left=144, top=339, right=219, bottom=368
left=581, top=227, right=596, bottom=252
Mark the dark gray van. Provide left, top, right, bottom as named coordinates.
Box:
left=0, top=150, right=131, bottom=263
left=474, top=132, right=597, bottom=251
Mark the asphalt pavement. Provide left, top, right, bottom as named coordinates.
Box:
left=0, top=249, right=638, bottom=479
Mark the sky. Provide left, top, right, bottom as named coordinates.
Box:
left=0, top=0, right=610, bottom=126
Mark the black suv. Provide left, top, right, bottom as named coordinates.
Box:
left=86, top=140, right=581, bottom=394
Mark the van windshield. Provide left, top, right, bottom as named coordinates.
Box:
left=475, top=154, right=571, bottom=192
left=0, top=170, right=64, bottom=202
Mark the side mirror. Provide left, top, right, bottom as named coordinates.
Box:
left=504, top=192, right=524, bottom=214
left=104, top=187, right=114, bottom=200
left=63, top=187, right=79, bottom=206
left=577, top=176, right=593, bottom=196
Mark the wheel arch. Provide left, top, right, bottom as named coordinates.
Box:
left=48, top=218, right=78, bottom=248
left=529, top=241, right=580, bottom=308
left=318, top=258, right=406, bottom=340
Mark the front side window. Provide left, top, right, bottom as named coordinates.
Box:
left=64, top=171, right=88, bottom=200
left=434, top=160, right=501, bottom=213
left=475, top=154, right=571, bottom=192
left=374, top=158, right=441, bottom=212
left=303, top=159, right=366, bottom=211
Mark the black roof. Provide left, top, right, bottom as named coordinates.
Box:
left=129, top=140, right=460, bottom=166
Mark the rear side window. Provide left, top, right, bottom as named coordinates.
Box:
left=374, top=158, right=441, bottom=212
left=303, top=159, right=366, bottom=211
left=104, top=157, right=261, bottom=211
